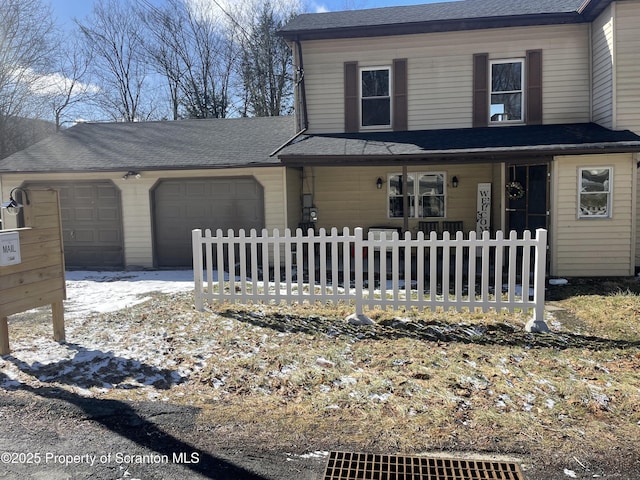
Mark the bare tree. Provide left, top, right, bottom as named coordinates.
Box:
left=136, top=0, right=185, bottom=120
left=43, top=41, right=97, bottom=130
left=0, top=0, right=57, bottom=157
left=238, top=1, right=296, bottom=117
left=178, top=2, right=234, bottom=119
left=136, top=0, right=236, bottom=119
left=77, top=0, right=152, bottom=121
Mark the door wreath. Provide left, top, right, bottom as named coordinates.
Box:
left=505, top=181, right=525, bottom=200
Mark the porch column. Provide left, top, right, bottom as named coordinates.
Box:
left=402, top=165, right=409, bottom=233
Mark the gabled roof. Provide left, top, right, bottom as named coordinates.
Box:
left=276, top=123, right=640, bottom=165
left=279, top=0, right=611, bottom=41
left=0, top=116, right=296, bottom=173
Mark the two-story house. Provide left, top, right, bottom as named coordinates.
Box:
left=276, top=0, right=640, bottom=277
left=2, top=0, right=640, bottom=276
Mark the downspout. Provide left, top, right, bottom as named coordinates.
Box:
left=269, top=38, right=310, bottom=157
left=295, top=38, right=309, bottom=132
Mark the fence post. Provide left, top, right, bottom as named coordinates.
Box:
left=346, top=227, right=373, bottom=325
left=525, top=228, right=549, bottom=333
left=192, top=229, right=204, bottom=311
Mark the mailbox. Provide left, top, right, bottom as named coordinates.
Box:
left=0, top=231, right=21, bottom=266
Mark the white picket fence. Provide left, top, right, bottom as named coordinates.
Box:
left=192, top=227, right=548, bottom=329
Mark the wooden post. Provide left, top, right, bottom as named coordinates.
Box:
left=51, top=300, right=65, bottom=342
left=0, top=316, right=9, bottom=355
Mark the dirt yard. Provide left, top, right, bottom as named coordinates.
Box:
left=1, top=273, right=639, bottom=479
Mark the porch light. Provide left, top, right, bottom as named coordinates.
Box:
left=452, top=176, right=459, bottom=188
left=1, top=187, right=30, bottom=216
left=122, top=171, right=141, bottom=180
left=376, top=177, right=383, bottom=189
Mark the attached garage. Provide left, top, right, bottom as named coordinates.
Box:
left=24, top=181, right=124, bottom=269
left=152, top=177, right=265, bottom=267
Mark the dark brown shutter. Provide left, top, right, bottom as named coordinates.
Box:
left=472, top=53, right=489, bottom=127
left=393, top=58, right=408, bottom=131
left=526, top=49, right=543, bottom=125
left=344, top=61, right=359, bottom=133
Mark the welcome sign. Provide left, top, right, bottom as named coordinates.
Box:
left=476, top=183, right=492, bottom=235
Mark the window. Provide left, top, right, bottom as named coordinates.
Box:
left=361, top=67, right=391, bottom=127
left=388, top=173, right=445, bottom=218
left=388, top=174, right=414, bottom=218
left=579, top=167, right=612, bottom=218
left=418, top=173, right=445, bottom=217
left=490, top=59, right=524, bottom=123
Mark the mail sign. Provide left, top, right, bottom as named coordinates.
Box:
left=0, top=231, right=21, bottom=266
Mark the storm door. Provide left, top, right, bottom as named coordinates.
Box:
left=505, top=163, right=549, bottom=235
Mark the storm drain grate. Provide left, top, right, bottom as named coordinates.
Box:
left=323, top=452, right=525, bottom=480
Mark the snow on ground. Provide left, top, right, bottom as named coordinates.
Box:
left=64, top=270, right=195, bottom=318
left=0, top=271, right=197, bottom=393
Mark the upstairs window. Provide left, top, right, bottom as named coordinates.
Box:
left=490, top=59, right=524, bottom=123
left=388, top=173, right=445, bottom=218
left=361, top=67, right=391, bottom=127
left=579, top=167, right=612, bottom=218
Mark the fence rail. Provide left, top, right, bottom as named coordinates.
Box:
left=192, top=227, right=548, bottom=331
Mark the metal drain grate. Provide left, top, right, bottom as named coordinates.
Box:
left=323, top=452, right=525, bottom=480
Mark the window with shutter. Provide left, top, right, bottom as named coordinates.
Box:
left=344, top=59, right=407, bottom=132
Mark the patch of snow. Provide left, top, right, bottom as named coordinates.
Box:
left=316, top=357, right=335, bottom=368
left=564, top=468, right=577, bottom=478
left=64, top=270, right=194, bottom=318
left=1, top=271, right=196, bottom=392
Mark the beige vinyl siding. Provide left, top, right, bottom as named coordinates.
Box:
left=303, top=164, right=494, bottom=234
left=285, top=167, right=302, bottom=230
left=592, top=5, right=615, bottom=128
left=613, top=1, right=640, bottom=270
left=614, top=1, right=640, bottom=133
left=301, top=24, right=590, bottom=134
left=1, top=167, right=287, bottom=269
left=551, top=153, right=635, bottom=277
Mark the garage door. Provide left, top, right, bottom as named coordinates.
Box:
left=153, top=177, right=265, bottom=267
left=24, top=181, right=124, bottom=268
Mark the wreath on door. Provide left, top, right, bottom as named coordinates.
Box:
left=505, top=181, right=525, bottom=200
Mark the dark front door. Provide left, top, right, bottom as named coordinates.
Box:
left=506, top=163, right=549, bottom=235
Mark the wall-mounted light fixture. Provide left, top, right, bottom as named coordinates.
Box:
left=1, top=187, right=30, bottom=216
left=376, top=177, right=383, bottom=190
left=452, top=176, right=459, bottom=188
left=122, top=171, right=141, bottom=180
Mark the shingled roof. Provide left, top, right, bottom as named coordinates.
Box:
left=0, top=116, right=295, bottom=173
left=279, top=0, right=611, bottom=40
left=276, top=123, right=640, bottom=165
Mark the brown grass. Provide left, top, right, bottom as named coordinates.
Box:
left=4, top=279, right=640, bottom=477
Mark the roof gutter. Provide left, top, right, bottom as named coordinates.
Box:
left=278, top=142, right=640, bottom=166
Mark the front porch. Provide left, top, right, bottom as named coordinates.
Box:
left=278, top=123, right=640, bottom=277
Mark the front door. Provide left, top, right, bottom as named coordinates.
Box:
left=506, top=163, right=549, bottom=235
